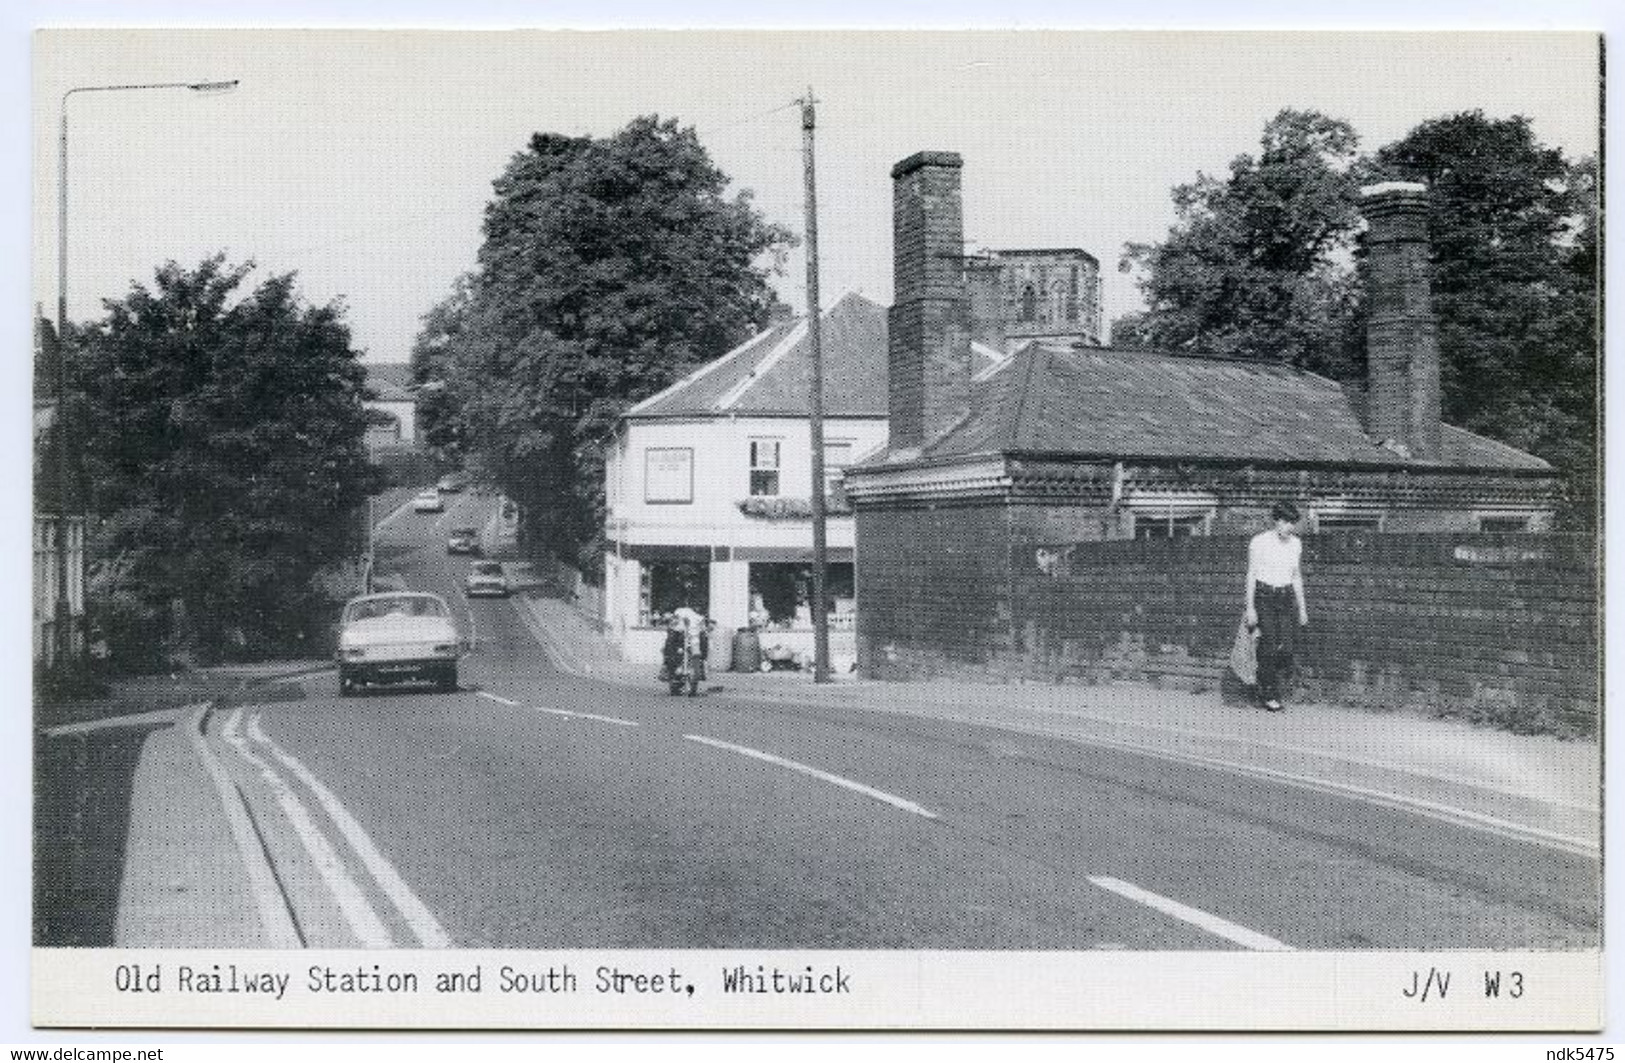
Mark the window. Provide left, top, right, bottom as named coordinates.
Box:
left=1020, top=284, right=1038, bottom=322
left=1122, top=489, right=1216, bottom=540
left=748, top=562, right=855, bottom=631
left=749, top=438, right=781, bottom=497
left=1310, top=499, right=1384, bottom=533
left=1477, top=514, right=1532, bottom=532
left=644, top=447, right=693, bottom=504
left=1312, top=512, right=1384, bottom=533
left=1133, top=512, right=1211, bottom=539
left=822, top=441, right=854, bottom=495
left=638, top=561, right=710, bottom=626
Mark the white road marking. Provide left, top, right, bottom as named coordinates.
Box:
left=249, top=714, right=452, bottom=948
left=684, top=734, right=938, bottom=819
left=220, top=708, right=393, bottom=947
left=1086, top=875, right=1292, bottom=952
left=477, top=691, right=520, bottom=707
left=536, top=706, right=639, bottom=727
left=185, top=707, right=302, bottom=947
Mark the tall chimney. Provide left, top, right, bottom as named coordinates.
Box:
left=1361, top=181, right=1442, bottom=461
left=890, top=151, right=971, bottom=451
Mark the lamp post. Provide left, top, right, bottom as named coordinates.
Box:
left=53, top=79, right=239, bottom=671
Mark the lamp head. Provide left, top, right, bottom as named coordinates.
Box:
left=187, top=79, right=240, bottom=93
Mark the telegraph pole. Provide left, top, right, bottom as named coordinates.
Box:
left=801, top=89, right=830, bottom=683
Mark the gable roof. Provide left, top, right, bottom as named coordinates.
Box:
left=919, top=342, right=1551, bottom=472
left=625, top=293, right=1008, bottom=421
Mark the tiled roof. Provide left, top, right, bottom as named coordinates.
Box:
left=920, top=342, right=1550, bottom=472
left=629, top=292, right=1005, bottom=420
left=630, top=294, right=889, bottom=418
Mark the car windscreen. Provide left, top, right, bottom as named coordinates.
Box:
left=472, top=563, right=504, bottom=576
left=451, top=528, right=477, bottom=537
left=344, top=595, right=450, bottom=622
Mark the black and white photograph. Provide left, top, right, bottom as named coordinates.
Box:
left=23, top=19, right=1606, bottom=1035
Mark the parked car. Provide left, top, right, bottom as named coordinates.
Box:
left=336, top=591, right=463, bottom=695
left=465, top=560, right=510, bottom=598
left=446, top=527, right=481, bottom=555
left=437, top=473, right=468, bottom=493
left=412, top=488, right=444, bottom=513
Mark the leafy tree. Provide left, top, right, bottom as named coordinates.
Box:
left=426, top=116, right=792, bottom=572
left=76, top=255, right=375, bottom=663
left=409, top=271, right=476, bottom=456
left=1116, top=109, right=1367, bottom=376
left=1372, top=112, right=1598, bottom=525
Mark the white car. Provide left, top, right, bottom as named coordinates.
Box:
left=465, top=560, right=510, bottom=598
left=412, top=488, right=444, bottom=513
left=337, top=592, right=464, bottom=695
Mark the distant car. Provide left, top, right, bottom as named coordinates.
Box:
left=337, top=591, right=463, bottom=695
left=446, top=527, right=481, bottom=555
left=465, top=560, right=510, bottom=598
left=412, top=488, right=444, bottom=513
left=437, top=473, right=467, bottom=493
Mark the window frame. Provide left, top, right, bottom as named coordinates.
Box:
left=749, top=437, right=782, bottom=498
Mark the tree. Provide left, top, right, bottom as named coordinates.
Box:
left=1372, top=112, right=1598, bottom=525
left=1116, top=109, right=1366, bottom=377
left=426, top=116, right=792, bottom=572
left=77, top=255, right=375, bottom=663
left=409, top=271, right=476, bottom=456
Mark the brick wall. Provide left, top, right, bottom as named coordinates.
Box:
left=1012, top=532, right=1597, bottom=736
left=855, top=502, right=1015, bottom=679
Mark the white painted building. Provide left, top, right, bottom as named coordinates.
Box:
left=363, top=363, right=418, bottom=445
left=603, top=293, right=1003, bottom=669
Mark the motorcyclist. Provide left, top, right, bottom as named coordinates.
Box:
left=661, top=606, right=709, bottom=681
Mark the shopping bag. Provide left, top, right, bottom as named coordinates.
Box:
left=1228, top=618, right=1259, bottom=686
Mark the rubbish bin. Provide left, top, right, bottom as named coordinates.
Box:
left=731, top=627, right=762, bottom=673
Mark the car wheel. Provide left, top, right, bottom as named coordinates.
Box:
left=339, top=672, right=354, bottom=697
left=439, top=666, right=458, bottom=693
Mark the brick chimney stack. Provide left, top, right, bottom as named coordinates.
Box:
left=1361, top=181, right=1442, bottom=461
left=890, top=151, right=972, bottom=452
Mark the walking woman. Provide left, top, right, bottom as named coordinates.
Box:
left=1245, top=502, right=1309, bottom=712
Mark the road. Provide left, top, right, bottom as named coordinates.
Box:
left=197, top=488, right=1599, bottom=950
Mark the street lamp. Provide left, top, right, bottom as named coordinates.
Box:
left=51, top=78, right=239, bottom=672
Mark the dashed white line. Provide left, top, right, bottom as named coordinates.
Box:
left=1086, top=875, right=1292, bottom=952
left=537, top=707, right=639, bottom=727
left=684, top=734, right=938, bottom=819
left=477, top=691, right=520, bottom=707
left=220, top=709, right=393, bottom=947
left=249, top=714, right=452, bottom=948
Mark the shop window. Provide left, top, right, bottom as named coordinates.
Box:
left=748, top=562, right=855, bottom=631
left=638, top=561, right=710, bottom=626
left=749, top=438, right=780, bottom=496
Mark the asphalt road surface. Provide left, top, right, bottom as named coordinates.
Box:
left=203, top=488, right=1600, bottom=950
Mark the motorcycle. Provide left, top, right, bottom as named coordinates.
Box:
left=662, top=622, right=707, bottom=697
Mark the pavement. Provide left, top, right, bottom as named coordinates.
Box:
left=103, top=568, right=1600, bottom=948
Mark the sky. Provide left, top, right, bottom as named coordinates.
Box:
left=28, top=27, right=1602, bottom=366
